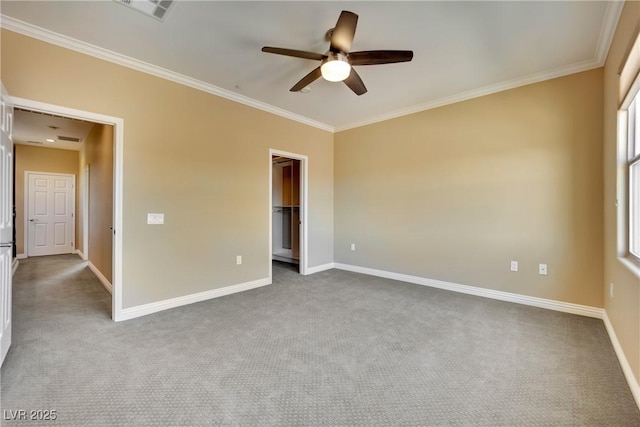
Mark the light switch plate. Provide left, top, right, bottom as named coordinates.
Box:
left=147, top=213, right=164, bottom=225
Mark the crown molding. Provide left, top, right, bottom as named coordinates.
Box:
left=595, top=0, right=625, bottom=66
left=335, top=1, right=623, bottom=132
left=1, top=3, right=623, bottom=135
left=0, top=15, right=335, bottom=133
left=335, top=58, right=603, bottom=132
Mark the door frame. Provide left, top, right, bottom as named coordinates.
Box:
left=24, top=171, right=76, bottom=257
left=269, top=149, right=308, bottom=278
left=11, top=97, right=124, bottom=322
left=82, top=164, right=89, bottom=261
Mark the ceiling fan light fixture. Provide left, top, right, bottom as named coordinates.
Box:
left=321, top=53, right=351, bottom=82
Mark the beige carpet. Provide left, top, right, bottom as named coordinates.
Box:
left=1, top=255, right=639, bottom=426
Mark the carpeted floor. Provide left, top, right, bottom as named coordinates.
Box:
left=1, top=254, right=639, bottom=426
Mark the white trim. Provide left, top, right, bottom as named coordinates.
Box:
left=334, top=59, right=604, bottom=132
left=269, top=149, right=309, bottom=278
left=0, top=16, right=333, bottom=133
left=75, top=249, right=84, bottom=259
left=333, top=263, right=604, bottom=319
left=11, top=259, right=18, bottom=276
left=112, top=109, right=124, bottom=322
left=618, top=256, right=640, bottom=280
left=82, top=164, right=89, bottom=262
left=11, top=97, right=124, bottom=322
left=88, top=261, right=112, bottom=294
left=10, top=96, right=123, bottom=126
left=594, top=0, right=625, bottom=66
left=306, top=262, right=335, bottom=275
left=1, top=7, right=623, bottom=135
left=603, top=311, right=640, bottom=409
left=16, top=253, right=26, bottom=260
left=24, top=171, right=76, bottom=257
left=334, top=1, right=623, bottom=132
left=117, top=278, right=271, bottom=321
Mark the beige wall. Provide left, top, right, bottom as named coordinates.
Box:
left=335, top=69, right=604, bottom=307
left=78, top=124, right=114, bottom=282
left=604, top=1, right=640, bottom=388
left=1, top=30, right=334, bottom=308
left=14, top=144, right=79, bottom=255
left=3, top=24, right=618, bottom=352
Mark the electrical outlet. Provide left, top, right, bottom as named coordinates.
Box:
left=351, top=243, right=356, bottom=251
left=236, top=255, right=242, bottom=265
left=539, top=264, right=548, bottom=275
left=510, top=261, right=518, bottom=272
left=147, top=213, right=164, bottom=225
left=610, top=283, right=614, bottom=299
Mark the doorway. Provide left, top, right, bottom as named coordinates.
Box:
left=11, top=97, right=123, bottom=321
left=269, top=149, right=308, bottom=279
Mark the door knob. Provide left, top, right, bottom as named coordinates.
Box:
left=0, top=241, right=13, bottom=248
left=29, top=218, right=36, bottom=222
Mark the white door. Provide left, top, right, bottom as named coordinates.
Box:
left=27, top=173, right=75, bottom=257
left=1, top=83, right=14, bottom=365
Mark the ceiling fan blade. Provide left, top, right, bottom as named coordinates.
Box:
left=290, top=66, right=323, bottom=92
left=348, top=50, right=414, bottom=66
left=343, top=68, right=367, bottom=96
left=330, top=11, right=358, bottom=53
left=262, top=47, right=326, bottom=61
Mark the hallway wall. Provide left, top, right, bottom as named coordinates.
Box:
left=78, top=124, right=114, bottom=282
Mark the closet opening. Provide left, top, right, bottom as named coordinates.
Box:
left=269, top=150, right=307, bottom=277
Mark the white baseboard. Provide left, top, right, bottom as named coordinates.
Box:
left=11, top=259, right=19, bottom=276
left=117, top=277, right=271, bottom=322
left=16, top=253, right=26, bottom=260
left=75, top=249, right=86, bottom=260
left=333, top=263, right=604, bottom=319
left=87, top=261, right=112, bottom=294
left=305, top=262, right=335, bottom=275
left=603, top=312, right=640, bottom=408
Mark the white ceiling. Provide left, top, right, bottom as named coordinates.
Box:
left=13, top=109, right=95, bottom=151
left=0, top=1, right=622, bottom=132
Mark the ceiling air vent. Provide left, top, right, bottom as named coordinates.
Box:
left=58, top=135, right=82, bottom=143
left=27, top=141, right=44, bottom=145
left=114, top=0, right=174, bottom=21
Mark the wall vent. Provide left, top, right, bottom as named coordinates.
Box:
left=114, top=0, right=174, bottom=21
left=27, top=140, right=44, bottom=145
left=57, top=135, right=82, bottom=143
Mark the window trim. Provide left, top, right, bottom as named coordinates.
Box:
left=620, top=88, right=640, bottom=266
left=629, top=149, right=640, bottom=261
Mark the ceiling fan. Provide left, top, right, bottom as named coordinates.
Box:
left=262, top=10, right=413, bottom=96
